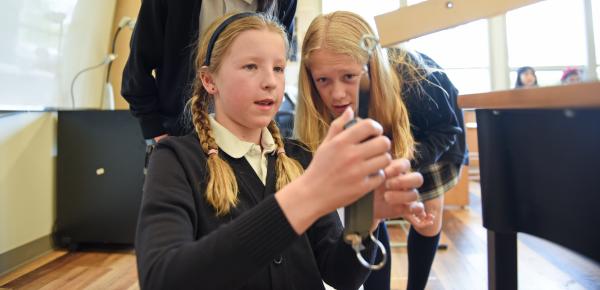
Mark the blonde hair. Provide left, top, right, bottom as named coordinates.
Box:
left=189, top=13, right=303, bottom=216
left=295, top=11, right=415, bottom=160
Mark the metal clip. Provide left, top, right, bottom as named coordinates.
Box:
left=345, top=233, right=388, bottom=270
left=359, top=35, right=379, bottom=55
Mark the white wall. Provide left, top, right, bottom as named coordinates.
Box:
left=0, top=0, right=118, bottom=258
left=0, top=0, right=117, bottom=109
left=0, top=113, right=56, bottom=255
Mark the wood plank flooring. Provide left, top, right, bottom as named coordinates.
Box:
left=1, top=182, right=598, bottom=290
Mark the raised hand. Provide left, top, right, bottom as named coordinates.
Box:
left=276, top=107, right=394, bottom=234
left=300, top=108, right=392, bottom=213
left=402, top=201, right=435, bottom=229
left=372, top=158, right=428, bottom=224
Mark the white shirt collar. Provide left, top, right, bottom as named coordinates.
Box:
left=209, top=115, right=276, bottom=158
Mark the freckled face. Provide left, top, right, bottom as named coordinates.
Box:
left=211, top=29, right=287, bottom=139
left=309, top=49, right=365, bottom=117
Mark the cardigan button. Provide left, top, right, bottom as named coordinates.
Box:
left=273, top=256, right=283, bottom=265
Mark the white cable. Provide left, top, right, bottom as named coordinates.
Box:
left=118, top=17, right=136, bottom=29
left=73, top=16, right=135, bottom=109
left=70, top=54, right=117, bottom=109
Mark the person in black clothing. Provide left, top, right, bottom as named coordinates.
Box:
left=135, top=13, right=428, bottom=290
left=122, top=0, right=297, bottom=142
left=295, top=11, right=468, bottom=290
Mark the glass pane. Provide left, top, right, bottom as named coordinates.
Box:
left=403, top=0, right=490, bottom=94
left=507, top=0, right=586, bottom=67
left=322, top=1, right=490, bottom=94
left=445, top=69, right=491, bottom=95
left=321, top=0, right=401, bottom=35
left=407, top=20, right=489, bottom=69
left=593, top=0, right=600, bottom=66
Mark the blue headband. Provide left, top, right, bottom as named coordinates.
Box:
left=203, top=12, right=258, bottom=66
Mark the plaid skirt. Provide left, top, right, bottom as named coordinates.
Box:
left=417, top=162, right=461, bottom=201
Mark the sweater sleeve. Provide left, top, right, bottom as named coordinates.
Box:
left=121, top=0, right=166, bottom=139
left=135, top=145, right=300, bottom=290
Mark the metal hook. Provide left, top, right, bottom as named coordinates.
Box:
left=348, top=233, right=388, bottom=270
left=345, top=34, right=387, bottom=271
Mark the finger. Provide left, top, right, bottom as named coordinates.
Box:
left=335, top=118, right=384, bottom=145
left=383, top=189, right=419, bottom=205
left=360, top=171, right=386, bottom=194
left=324, top=107, right=354, bottom=143
left=424, top=213, right=435, bottom=223
left=404, top=212, right=423, bottom=226
left=409, top=202, right=427, bottom=219
left=383, top=158, right=412, bottom=178
left=408, top=214, right=434, bottom=229
left=359, top=153, right=392, bottom=177
left=415, top=213, right=435, bottom=228
left=385, top=172, right=424, bottom=190
left=353, top=135, right=392, bottom=160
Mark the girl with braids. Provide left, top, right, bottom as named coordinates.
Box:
left=135, top=12, right=428, bottom=290
left=295, top=11, right=467, bottom=290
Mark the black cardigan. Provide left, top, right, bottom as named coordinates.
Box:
left=136, top=134, right=377, bottom=290
left=122, top=0, right=297, bottom=139
left=399, top=53, right=468, bottom=169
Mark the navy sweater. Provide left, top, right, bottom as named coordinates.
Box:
left=397, top=52, right=468, bottom=169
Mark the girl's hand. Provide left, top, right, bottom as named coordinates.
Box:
left=278, top=107, right=394, bottom=234
left=402, top=201, right=435, bottom=229
left=300, top=107, right=393, bottom=215
left=372, top=159, right=425, bottom=221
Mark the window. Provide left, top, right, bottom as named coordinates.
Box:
left=405, top=0, right=491, bottom=94
left=406, top=20, right=490, bottom=81
left=593, top=0, right=600, bottom=75
left=321, top=0, right=401, bottom=35
left=323, top=0, right=490, bottom=94
left=506, top=0, right=586, bottom=68
left=404, top=18, right=490, bottom=94
left=321, top=0, right=597, bottom=93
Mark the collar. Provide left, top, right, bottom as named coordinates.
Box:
left=209, top=115, right=277, bottom=158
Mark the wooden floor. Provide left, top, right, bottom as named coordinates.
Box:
left=1, top=183, right=598, bottom=290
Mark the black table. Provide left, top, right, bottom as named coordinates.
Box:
left=459, top=82, right=600, bottom=289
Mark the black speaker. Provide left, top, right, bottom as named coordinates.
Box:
left=54, top=110, right=145, bottom=249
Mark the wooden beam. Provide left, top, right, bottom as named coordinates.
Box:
left=374, top=0, right=544, bottom=47
left=458, top=82, right=600, bottom=109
